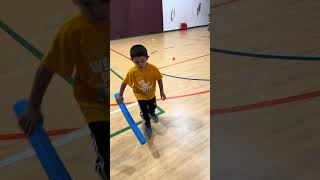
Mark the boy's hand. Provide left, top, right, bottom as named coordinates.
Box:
left=116, top=95, right=124, bottom=104
left=160, top=91, right=166, bottom=100
left=19, top=106, right=43, bottom=135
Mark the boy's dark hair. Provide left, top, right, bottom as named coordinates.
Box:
left=130, top=44, right=148, bottom=59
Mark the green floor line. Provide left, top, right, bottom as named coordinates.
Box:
left=0, top=19, right=75, bottom=85
left=0, top=19, right=166, bottom=139
left=156, top=105, right=165, bottom=113
left=110, top=68, right=123, bottom=80
left=0, top=19, right=43, bottom=59
left=110, top=110, right=165, bottom=138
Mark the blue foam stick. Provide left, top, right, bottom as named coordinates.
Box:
left=13, top=99, right=72, bottom=180
left=114, top=93, right=146, bottom=145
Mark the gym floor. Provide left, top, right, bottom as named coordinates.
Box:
left=213, top=0, right=320, bottom=179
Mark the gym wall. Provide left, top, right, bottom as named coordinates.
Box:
left=110, top=0, right=209, bottom=39
left=162, top=0, right=210, bottom=31
left=110, top=0, right=163, bottom=39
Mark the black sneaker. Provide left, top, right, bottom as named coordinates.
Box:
left=149, top=112, right=159, bottom=123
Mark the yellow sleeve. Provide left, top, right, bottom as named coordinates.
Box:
left=154, top=66, right=163, bottom=80
left=123, top=71, right=134, bottom=87
left=40, top=24, right=76, bottom=77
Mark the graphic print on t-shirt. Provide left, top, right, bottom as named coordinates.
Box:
left=137, top=80, right=152, bottom=95
left=89, top=56, right=109, bottom=84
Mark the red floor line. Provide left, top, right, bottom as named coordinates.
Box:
left=158, top=54, right=210, bottom=69
left=110, top=48, right=131, bottom=60
left=110, top=48, right=209, bottom=69
left=4, top=89, right=320, bottom=140
left=111, top=90, right=210, bottom=106
left=0, top=128, right=80, bottom=141
left=1, top=91, right=210, bottom=141
left=210, top=0, right=320, bottom=114
left=212, top=90, right=320, bottom=115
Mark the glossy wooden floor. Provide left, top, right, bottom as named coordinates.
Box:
left=213, top=0, right=320, bottom=179
left=0, top=1, right=210, bottom=179
left=110, top=27, right=210, bottom=179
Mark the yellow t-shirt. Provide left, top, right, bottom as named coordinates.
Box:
left=124, top=63, right=163, bottom=100
left=40, top=13, right=109, bottom=123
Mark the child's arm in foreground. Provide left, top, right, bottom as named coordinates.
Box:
left=157, top=79, right=166, bottom=100
left=116, top=82, right=127, bottom=103
left=19, top=65, right=54, bottom=135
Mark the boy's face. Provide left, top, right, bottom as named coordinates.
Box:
left=132, top=56, right=148, bottom=69
left=73, top=0, right=109, bottom=25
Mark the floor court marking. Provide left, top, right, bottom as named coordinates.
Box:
left=111, top=49, right=210, bottom=70
left=110, top=90, right=210, bottom=106
left=212, top=89, right=320, bottom=115
left=0, top=110, right=165, bottom=169
left=210, top=0, right=320, bottom=114
left=0, top=128, right=80, bottom=141
left=158, top=54, right=210, bottom=69
left=1, top=103, right=140, bottom=141
left=0, top=70, right=169, bottom=141
left=212, top=48, right=320, bottom=61
left=110, top=102, right=138, bottom=115
left=172, top=36, right=209, bottom=43
left=161, top=73, right=210, bottom=82
left=110, top=49, right=210, bottom=81
left=211, top=48, right=320, bottom=113
left=0, top=128, right=90, bottom=169
left=0, top=102, right=143, bottom=168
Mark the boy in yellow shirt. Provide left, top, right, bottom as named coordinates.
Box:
left=116, top=44, right=166, bottom=136
left=18, top=0, right=109, bottom=179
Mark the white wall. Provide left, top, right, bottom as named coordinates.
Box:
left=162, top=0, right=210, bottom=31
